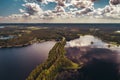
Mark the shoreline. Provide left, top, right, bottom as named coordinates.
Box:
left=0, top=39, right=48, bottom=49
left=0, top=37, right=119, bottom=49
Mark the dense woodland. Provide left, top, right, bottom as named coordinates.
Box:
left=0, top=24, right=120, bottom=47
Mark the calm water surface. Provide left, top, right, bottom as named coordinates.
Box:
left=0, top=41, right=55, bottom=80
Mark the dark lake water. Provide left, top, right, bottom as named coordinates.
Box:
left=0, top=35, right=120, bottom=80
left=65, top=35, right=120, bottom=80
left=0, top=41, right=55, bottom=80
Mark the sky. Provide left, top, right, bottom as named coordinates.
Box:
left=0, top=0, right=24, bottom=16
left=0, top=0, right=120, bottom=23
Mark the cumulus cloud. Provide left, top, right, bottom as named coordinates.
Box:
left=71, top=0, right=94, bottom=8
left=54, top=6, right=65, bottom=12
left=110, top=0, right=120, bottom=5
left=75, top=7, right=93, bottom=16
left=22, top=2, right=43, bottom=15
left=0, top=0, right=120, bottom=22
left=8, top=14, right=23, bottom=19
left=87, top=3, right=120, bottom=19
left=22, top=0, right=120, bottom=19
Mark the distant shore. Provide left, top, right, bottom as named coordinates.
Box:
left=0, top=39, right=47, bottom=48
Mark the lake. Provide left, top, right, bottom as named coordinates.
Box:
left=0, top=26, right=4, bottom=28
left=0, top=35, right=14, bottom=40
left=0, top=41, right=56, bottom=80
left=0, top=35, right=119, bottom=80
left=65, top=35, right=120, bottom=80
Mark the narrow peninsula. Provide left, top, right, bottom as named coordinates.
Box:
left=26, top=38, right=80, bottom=80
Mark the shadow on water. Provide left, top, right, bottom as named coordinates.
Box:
left=79, top=59, right=119, bottom=80
left=65, top=47, right=120, bottom=80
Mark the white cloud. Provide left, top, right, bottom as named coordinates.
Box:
left=19, top=9, right=25, bottom=13
left=54, top=6, right=65, bottom=12
left=22, top=2, right=43, bottom=15
left=86, top=3, right=120, bottom=19
left=71, top=0, right=94, bottom=8
left=0, top=0, right=120, bottom=22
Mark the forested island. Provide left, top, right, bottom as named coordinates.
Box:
left=0, top=24, right=120, bottom=48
